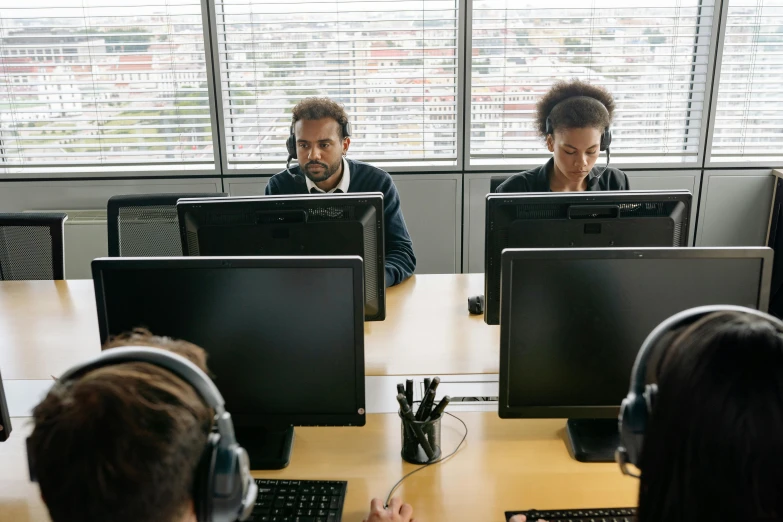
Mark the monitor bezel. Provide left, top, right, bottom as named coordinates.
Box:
left=484, top=189, right=694, bottom=325
left=91, top=255, right=367, bottom=427
left=176, top=193, right=386, bottom=322
left=498, top=246, right=774, bottom=419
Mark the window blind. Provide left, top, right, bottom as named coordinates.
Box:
left=710, top=0, right=783, bottom=163
left=470, top=0, right=714, bottom=165
left=0, top=1, right=213, bottom=173
left=213, top=0, right=459, bottom=169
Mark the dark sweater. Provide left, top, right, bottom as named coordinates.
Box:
left=496, top=157, right=630, bottom=192
left=265, top=159, right=416, bottom=287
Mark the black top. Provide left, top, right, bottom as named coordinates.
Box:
left=495, top=158, right=630, bottom=193
left=265, top=159, right=416, bottom=287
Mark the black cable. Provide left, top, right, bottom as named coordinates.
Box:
left=596, top=148, right=611, bottom=178
left=384, top=411, right=469, bottom=507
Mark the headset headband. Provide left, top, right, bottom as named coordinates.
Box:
left=59, top=347, right=227, bottom=415
left=547, top=95, right=610, bottom=127
left=628, top=305, right=783, bottom=397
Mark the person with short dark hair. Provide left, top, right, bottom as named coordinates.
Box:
left=28, top=328, right=415, bottom=522
left=496, top=79, right=630, bottom=193
left=512, top=309, right=783, bottom=522
left=265, top=97, right=416, bottom=287
left=28, top=329, right=214, bottom=522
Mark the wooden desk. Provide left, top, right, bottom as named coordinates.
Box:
left=0, top=412, right=638, bottom=522
left=0, top=274, right=499, bottom=380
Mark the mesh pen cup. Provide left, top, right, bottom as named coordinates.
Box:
left=399, top=409, right=442, bottom=464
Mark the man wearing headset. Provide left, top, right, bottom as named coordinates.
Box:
left=496, top=80, right=629, bottom=193
left=26, top=329, right=415, bottom=522
left=264, top=97, right=416, bottom=287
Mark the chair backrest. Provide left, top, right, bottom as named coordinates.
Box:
left=490, top=176, right=509, bottom=193
left=107, top=193, right=228, bottom=257
left=0, top=213, right=67, bottom=281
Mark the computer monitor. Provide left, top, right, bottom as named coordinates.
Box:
left=499, top=246, right=773, bottom=462
left=484, top=190, right=692, bottom=325
left=92, top=256, right=366, bottom=469
left=177, top=193, right=385, bottom=321
left=0, top=368, right=11, bottom=442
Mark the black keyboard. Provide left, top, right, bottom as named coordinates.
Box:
left=249, top=479, right=347, bottom=522
left=505, top=507, right=637, bottom=522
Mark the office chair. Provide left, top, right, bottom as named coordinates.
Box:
left=107, top=193, right=227, bottom=257
left=490, top=176, right=509, bottom=193
left=0, top=213, right=67, bottom=280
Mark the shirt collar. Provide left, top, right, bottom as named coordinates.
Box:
left=305, top=157, right=350, bottom=193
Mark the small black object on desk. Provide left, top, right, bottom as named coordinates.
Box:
left=468, top=294, right=485, bottom=315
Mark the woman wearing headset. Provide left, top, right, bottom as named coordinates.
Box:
left=496, top=80, right=630, bottom=193
left=514, top=306, right=783, bottom=522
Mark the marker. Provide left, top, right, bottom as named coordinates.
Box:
left=405, top=379, right=414, bottom=407
left=428, top=396, right=451, bottom=421
left=416, top=388, right=436, bottom=421
left=397, top=394, right=435, bottom=459
left=397, top=383, right=405, bottom=396
left=428, top=377, right=441, bottom=396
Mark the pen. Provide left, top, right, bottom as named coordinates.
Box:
left=428, top=376, right=441, bottom=396
left=423, top=378, right=431, bottom=395
left=416, top=388, right=436, bottom=421
left=428, top=395, right=451, bottom=421
left=397, top=394, right=435, bottom=459
left=405, top=379, right=414, bottom=407
left=397, top=383, right=405, bottom=396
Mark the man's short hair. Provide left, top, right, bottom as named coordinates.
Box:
left=28, top=328, right=213, bottom=522
left=292, top=97, right=350, bottom=139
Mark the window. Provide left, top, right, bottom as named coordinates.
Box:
left=470, top=0, right=715, bottom=166
left=709, top=0, right=783, bottom=163
left=0, top=1, right=214, bottom=174
left=212, top=0, right=459, bottom=170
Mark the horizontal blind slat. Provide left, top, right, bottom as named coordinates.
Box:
left=215, top=0, right=459, bottom=166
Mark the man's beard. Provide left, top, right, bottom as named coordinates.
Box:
left=303, top=157, right=342, bottom=183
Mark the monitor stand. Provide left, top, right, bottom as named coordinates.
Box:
left=565, top=419, right=619, bottom=463
left=235, top=425, right=295, bottom=470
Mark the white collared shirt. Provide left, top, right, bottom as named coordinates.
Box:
left=305, top=157, right=351, bottom=194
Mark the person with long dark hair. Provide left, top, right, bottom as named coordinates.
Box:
left=513, top=308, right=783, bottom=522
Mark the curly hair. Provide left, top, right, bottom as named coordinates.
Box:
left=535, top=79, right=615, bottom=138
left=292, top=97, right=350, bottom=139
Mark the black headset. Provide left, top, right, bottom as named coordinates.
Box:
left=616, top=305, right=783, bottom=478
left=545, top=95, right=612, bottom=152
left=27, top=347, right=258, bottom=522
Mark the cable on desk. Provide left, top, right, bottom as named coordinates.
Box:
left=384, top=411, right=469, bottom=507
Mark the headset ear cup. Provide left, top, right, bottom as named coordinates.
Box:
left=286, top=134, right=296, bottom=159
left=194, top=433, right=220, bottom=522
left=601, top=127, right=612, bottom=151
left=343, top=121, right=352, bottom=139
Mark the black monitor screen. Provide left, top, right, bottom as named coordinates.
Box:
left=501, top=251, right=769, bottom=418
left=483, top=191, right=693, bottom=325
left=178, top=194, right=386, bottom=321
left=94, top=259, right=365, bottom=426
